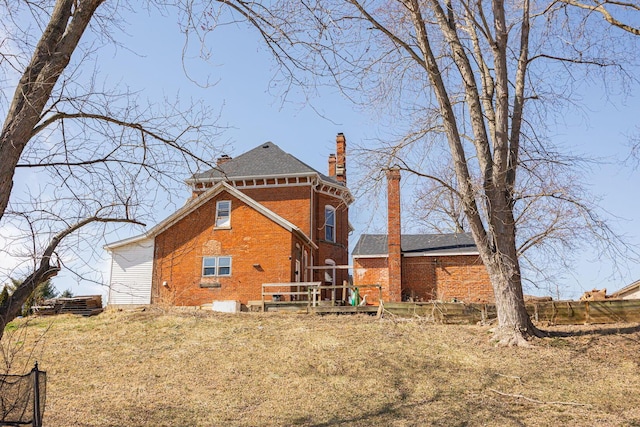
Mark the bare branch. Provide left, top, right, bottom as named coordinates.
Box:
left=559, top=0, right=640, bottom=35
left=0, top=214, right=142, bottom=340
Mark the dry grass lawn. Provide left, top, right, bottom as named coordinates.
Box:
left=3, top=308, right=640, bottom=426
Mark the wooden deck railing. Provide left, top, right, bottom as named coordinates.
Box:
left=261, top=282, right=382, bottom=311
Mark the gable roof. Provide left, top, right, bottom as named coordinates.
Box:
left=188, top=141, right=341, bottom=186
left=611, top=280, right=640, bottom=298
left=352, top=232, right=478, bottom=257
left=105, top=181, right=316, bottom=251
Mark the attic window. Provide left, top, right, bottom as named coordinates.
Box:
left=215, top=200, right=231, bottom=228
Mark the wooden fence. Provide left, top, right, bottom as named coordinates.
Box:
left=527, top=299, right=640, bottom=325
left=383, top=299, right=640, bottom=325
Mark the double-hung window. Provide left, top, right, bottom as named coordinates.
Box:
left=202, top=256, right=232, bottom=277
left=215, top=200, right=231, bottom=228
left=325, top=206, right=336, bottom=242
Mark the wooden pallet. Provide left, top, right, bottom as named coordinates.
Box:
left=35, top=295, right=103, bottom=317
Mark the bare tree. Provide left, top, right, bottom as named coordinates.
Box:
left=188, top=0, right=640, bottom=345
left=408, top=150, right=630, bottom=298
left=0, top=0, right=221, bottom=339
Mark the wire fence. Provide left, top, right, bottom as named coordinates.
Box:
left=0, top=362, right=45, bottom=427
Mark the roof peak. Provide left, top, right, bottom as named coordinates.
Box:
left=189, top=141, right=340, bottom=184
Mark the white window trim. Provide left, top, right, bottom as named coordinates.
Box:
left=324, top=258, right=336, bottom=285
left=215, top=200, right=231, bottom=228
left=202, top=256, right=232, bottom=277
left=324, top=205, right=336, bottom=243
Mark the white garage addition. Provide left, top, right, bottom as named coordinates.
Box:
left=106, top=237, right=154, bottom=306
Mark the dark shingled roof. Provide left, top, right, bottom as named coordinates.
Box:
left=352, top=232, right=478, bottom=256
left=190, top=141, right=340, bottom=184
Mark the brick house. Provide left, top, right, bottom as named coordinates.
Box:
left=105, top=134, right=353, bottom=308
left=352, top=167, right=494, bottom=304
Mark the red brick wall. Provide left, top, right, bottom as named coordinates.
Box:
left=315, top=193, right=350, bottom=288
left=152, top=191, right=299, bottom=306
left=353, top=257, right=389, bottom=303
left=434, top=255, right=493, bottom=303
left=353, top=254, right=493, bottom=304
left=401, top=257, right=436, bottom=301
left=242, top=186, right=312, bottom=236
left=242, top=185, right=351, bottom=289
left=152, top=173, right=353, bottom=306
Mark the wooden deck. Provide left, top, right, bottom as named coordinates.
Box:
left=260, top=300, right=380, bottom=315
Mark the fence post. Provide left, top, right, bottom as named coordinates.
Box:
left=32, top=362, right=41, bottom=427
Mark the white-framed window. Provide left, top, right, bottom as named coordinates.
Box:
left=325, top=205, right=336, bottom=242
left=215, top=200, right=231, bottom=228
left=325, top=259, right=336, bottom=284
left=202, top=256, right=232, bottom=277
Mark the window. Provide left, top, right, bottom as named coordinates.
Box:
left=202, top=256, right=232, bottom=277
left=203, top=257, right=217, bottom=276
left=325, top=259, right=336, bottom=284
left=325, top=205, right=336, bottom=242
left=215, top=200, right=231, bottom=228
left=217, top=257, right=231, bottom=276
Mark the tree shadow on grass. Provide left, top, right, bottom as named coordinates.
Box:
left=292, top=397, right=527, bottom=427
left=543, top=324, right=640, bottom=338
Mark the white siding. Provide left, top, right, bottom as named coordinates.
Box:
left=108, top=238, right=154, bottom=305
left=620, top=288, right=640, bottom=300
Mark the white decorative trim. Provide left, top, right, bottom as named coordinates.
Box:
left=190, top=172, right=354, bottom=205
left=353, top=251, right=479, bottom=259
left=353, top=254, right=390, bottom=259
left=402, top=251, right=480, bottom=257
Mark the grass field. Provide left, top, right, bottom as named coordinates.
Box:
left=3, top=308, right=640, bottom=426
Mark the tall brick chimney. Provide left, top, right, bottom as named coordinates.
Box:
left=386, top=166, right=402, bottom=302
left=328, top=153, right=337, bottom=177
left=335, top=133, right=346, bottom=184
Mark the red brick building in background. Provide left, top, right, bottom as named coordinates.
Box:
left=352, top=167, right=494, bottom=304
left=105, top=134, right=352, bottom=308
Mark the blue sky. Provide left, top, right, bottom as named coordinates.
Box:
left=19, top=6, right=640, bottom=300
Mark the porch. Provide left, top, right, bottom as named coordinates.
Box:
left=259, top=282, right=382, bottom=313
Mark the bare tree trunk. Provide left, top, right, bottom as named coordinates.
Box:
left=0, top=0, right=104, bottom=222
left=481, top=214, right=542, bottom=345
left=0, top=261, right=61, bottom=342
left=0, top=216, right=141, bottom=341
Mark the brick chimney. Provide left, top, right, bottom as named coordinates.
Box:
left=216, top=154, right=232, bottom=166
left=335, top=133, right=346, bottom=184
left=328, top=153, right=337, bottom=177
left=386, top=166, right=402, bottom=302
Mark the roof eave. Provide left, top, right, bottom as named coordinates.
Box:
left=353, top=250, right=480, bottom=258
left=186, top=171, right=319, bottom=185
left=612, top=280, right=640, bottom=297
left=402, top=251, right=480, bottom=257
left=353, top=254, right=389, bottom=259
left=103, top=234, right=152, bottom=251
